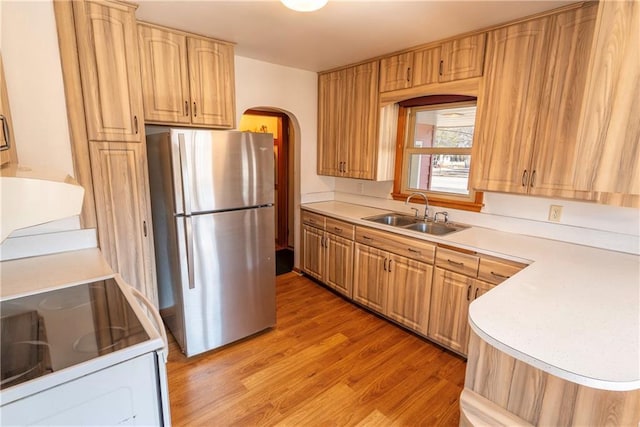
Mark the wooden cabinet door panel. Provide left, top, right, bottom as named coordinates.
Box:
left=344, top=61, right=379, bottom=179
left=379, top=52, right=413, bottom=92
left=428, top=267, right=473, bottom=354
left=138, top=24, right=190, bottom=124
left=472, top=17, right=551, bottom=193
left=302, top=225, right=324, bottom=281
left=89, top=142, right=157, bottom=306
left=353, top=244, right=387, bottom=312
left=187, top=37, right=235, bottom=128
left=325, top=233, right=354, bottom=297
left=386, top=254, right=432, bottom=335
left=317, top=70, right=345, bottom=176
left=529, top=5, right=598, bottom=199
left=73, top=0, right=143, bottom=142
left=440, top=33, right=486, bottom=82
left=412, top=46, right=441, bottom=87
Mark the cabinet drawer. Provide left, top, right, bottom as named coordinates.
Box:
left=435, top=247, right=479, bottom=277
left=478, top=256, right=527, bottom=284
left=301, top=210, right=325, bottom=229
left=355, top=226, right=436, bottom=263
left=325, top=217, right=355, bottom=240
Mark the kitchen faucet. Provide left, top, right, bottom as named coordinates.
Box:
left=405, top=192, right=429, bottom=221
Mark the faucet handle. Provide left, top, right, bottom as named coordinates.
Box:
left=409, top=207, right=420, bottom=218
left=434, top=211, right=449, bottom=223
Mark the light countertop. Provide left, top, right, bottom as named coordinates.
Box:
left=302, top=201, right=640, bottom=391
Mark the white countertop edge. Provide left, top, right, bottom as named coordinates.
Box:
left=468, top=319, right=639, bottom=392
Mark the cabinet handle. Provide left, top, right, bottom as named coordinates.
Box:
left=334, top=227, right=342, bottom=233
left=362, top=235, right=373, bottom=241
left=0, top=115, right=10, bottom=150
left=143, top=220, right=148, bottom=237
left=342, top=162, right=347, bottom=174
left=447, top=259, right=464, bottom=267
left=530, top=170, right=536, bottom=188
left=406, top=67, right=411, bottom=82
left=474, top=288, right=480, bottom=299
left=388, top=259, right=392, bottom=273
left=383, top=258, right=388, bottom=272
left=522, top=169, right=529, bottom=187
left=407, top=248, right=421, bottom=254
left=439, top=60, right=444, bottom=76
left=193, top=102, right=197, bottom=117
left=466, top=285, right=472, bottom=301
left=324, top=236, right=329, bottom=247
left=185, top=100, right=189, bottom=116
left=134, top=115, right=139, bottom=134
left=490, top=271, right=509, bottom=280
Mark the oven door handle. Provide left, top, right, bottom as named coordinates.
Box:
left=128, top=285, right=169, bottom=360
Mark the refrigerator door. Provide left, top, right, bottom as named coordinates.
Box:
left=175, top=207, right=276, bottom=357
left=172, top=129, right=274, bottom=214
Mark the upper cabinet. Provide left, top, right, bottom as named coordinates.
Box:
left=379, top=33, right=486, bottom=92
left=73, top=0, right=144, bottom=142
left=573, top=1, right=640, bottom=198
left=472, top=5, right=598, bottom=199
left=138, top=23, right=235, bottom=129
left=317, top=61, right=383, bottom=180
left=0, top=56, right=18, bottom=166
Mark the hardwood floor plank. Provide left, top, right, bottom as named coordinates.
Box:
left=166, top=272, right=465, bottom=426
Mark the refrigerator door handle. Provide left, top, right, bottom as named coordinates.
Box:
left=184, top=216, right=196, bottom=289
left=178, top=133, right=192, bottom=215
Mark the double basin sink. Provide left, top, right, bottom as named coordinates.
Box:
left=363, top=213, right=469, bottom=236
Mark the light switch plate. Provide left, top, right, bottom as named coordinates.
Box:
left=548, top=205, right=563, bottom=222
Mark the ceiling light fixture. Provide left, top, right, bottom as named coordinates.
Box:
left=280, top=0, right=328, bottom=12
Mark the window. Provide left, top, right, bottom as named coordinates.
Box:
left=392, top=96, right=483, bottom=212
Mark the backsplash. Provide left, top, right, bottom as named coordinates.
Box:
left=304, top=178, right=640, bottom=255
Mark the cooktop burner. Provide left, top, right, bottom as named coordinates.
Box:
left=0, top=278, right=149, bottom=390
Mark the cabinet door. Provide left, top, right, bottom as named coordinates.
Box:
left=302, top=225, right=324, bottom=281
left=0, top=56, right=17, bottom=165
left=353, top=244, right=387, bottom=313
left=73, top=0, right=143, bottom=142
left=138, top=24, right=191, bottom=124
left=529, top=5, right=598, bottom=200
left=428, top=267, right=473, bottom=354
left=379, top=52, right=413, bottom=92
left=89, top=142, right=158, bottom=306
left=412, top=46, right=441, bottom=87
left=325, top=233, right=354, bottom=297
left=317, top=70, right=345, bottom=176
left=386, top=254, right=433, bottom=335
left=439, top=33, right=486, bottom=83
left=187, top=37, right=235, bottom=128
left=472, top=17, right=550, bottom=193
left=574, top=1, right=640, bottom=196
left=344, top=61, right=379, bottom=179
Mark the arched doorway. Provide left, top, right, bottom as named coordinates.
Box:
left=238, top=109, right=293, bottom=252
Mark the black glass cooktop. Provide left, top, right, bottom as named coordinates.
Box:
left=0, top=278, right=149, bottom=390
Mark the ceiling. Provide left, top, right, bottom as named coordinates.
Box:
left=136, top=0, right=574, bottom=72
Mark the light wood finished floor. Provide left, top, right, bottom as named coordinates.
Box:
left=166, top=272, right=466, bottom=426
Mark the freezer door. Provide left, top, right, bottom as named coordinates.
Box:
left=176, top=207, right=276, bottom=357
left=173, top=129, right=274, bottom=213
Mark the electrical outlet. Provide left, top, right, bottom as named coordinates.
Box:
left=548, top=205, right=563, bottom=222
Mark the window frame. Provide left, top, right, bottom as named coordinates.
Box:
left=391, top=95, right=484, bottom=212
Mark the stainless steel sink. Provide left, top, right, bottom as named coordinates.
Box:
left=363, top=213, right=417, bottom=227
left=363, top=212, right=469, bottom=236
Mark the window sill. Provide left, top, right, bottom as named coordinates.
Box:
left=391, top=191, right=484, bottom=212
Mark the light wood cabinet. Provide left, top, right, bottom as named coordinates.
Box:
left=380, top=33, right=486, bottom=92
left=353, top=243, right=388, bottom=312
left=574, top=0, right=640, bottom=198
left=325, top=234, right=354, bottom=297
left=0, top=55, right=17, bottom=166
left=317, top=61, right=380, bottom=179
left=73, top=0, right=144, bottom=143
left=428, top=267, right=493, bottom=355
left=472, top=5, right=599, bottom=200
left=138, top=22, right=235, bottom=128
left=89, top=141, right=158, bottom=306
left=302, top=224, right=324, bottom=281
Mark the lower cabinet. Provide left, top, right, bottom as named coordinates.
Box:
left=302, top=224, right=324, bottom=281
left=428, top=267, right=494, bottom=354
left=353, top=243, right=433, bottom=335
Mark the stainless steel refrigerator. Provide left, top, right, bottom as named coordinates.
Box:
left=146, top=127, right=276, bottom=357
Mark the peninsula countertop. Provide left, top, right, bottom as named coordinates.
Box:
left=301, top=201, right=640, bottom=391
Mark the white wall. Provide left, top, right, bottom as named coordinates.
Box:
left=1, top=1, right=74, bottom=176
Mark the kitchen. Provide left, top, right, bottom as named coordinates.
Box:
left=1, top=0, right=639, bottom=425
